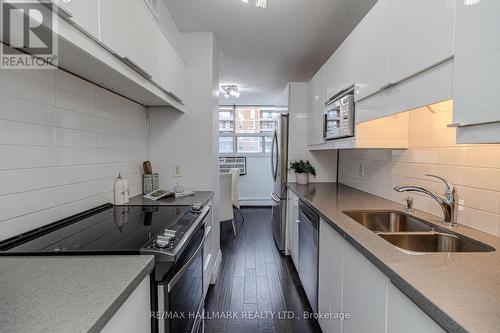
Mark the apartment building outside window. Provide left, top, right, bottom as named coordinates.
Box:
left=218, top=106, right=282, bottom=155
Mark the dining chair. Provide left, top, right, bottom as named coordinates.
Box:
left=228, top=168, right=245, bottom=223
left=219, top=173, right=236, bottom=236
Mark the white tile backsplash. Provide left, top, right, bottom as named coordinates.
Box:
left=0, top=69, right=148, bottom=241
left=56, top=88, right=95, bottom=115
left=0, top=93, right=56, bottom=126
left=339, top=101, right=500, bottom=237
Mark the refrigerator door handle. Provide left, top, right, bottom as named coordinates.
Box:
left=271, top=130, right=278, bottom=180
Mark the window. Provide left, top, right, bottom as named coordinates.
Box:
left=218, top=107, right=282, bottom=155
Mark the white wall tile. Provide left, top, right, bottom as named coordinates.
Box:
left=56, top=70, right=95, bottom=99
left=0, top=70, right=55, bottom=105
left=0, top=68, right=148, bottom=241
left=57, top=109, right=97, bottom=132
left=96, top=102, right=122, bottom=122
left=0, top=93, right=56, bottom=126
left=59, top=179, right=106, bottom=205
left=96, top=86, right=122, bottom=108
left=122, top=98, right=146, bottom=115
left=0, top=120, right=56, bottom=146
left=339, top=103, right=500, bottom=237
left=0, top=168, right=59, bottom=196
left=56, top=128, right=97, bottom=148
left=56, top=88, right=95, bottom=115
left=0, top=207, right=60, bottom=241
left=0, top=146, right=58, bottom=170
left=123, top=111, right=147, bottom=128
left=8, top=68, right=56, bottom=86
left=96, top=118, right=122, bottom=135
left=0, top=187, right=59, bottom=222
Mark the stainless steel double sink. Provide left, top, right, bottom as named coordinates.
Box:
left=343, top=211, right=495, bottom=253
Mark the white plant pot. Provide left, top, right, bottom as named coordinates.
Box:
left=296, top=173, right=309, bottom=185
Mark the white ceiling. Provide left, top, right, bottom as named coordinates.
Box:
left=164, top=0, right=377, bottom=105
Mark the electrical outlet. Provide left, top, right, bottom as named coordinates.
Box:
left=173, top=165, right=182, bottom=177
left=359, top=163, right=365, bottom=177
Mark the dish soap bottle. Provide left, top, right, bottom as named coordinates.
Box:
left=114, top=174, right=129, bottom=205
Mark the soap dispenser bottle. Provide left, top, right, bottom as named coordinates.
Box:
left=114, top=174, right=129, bottom=205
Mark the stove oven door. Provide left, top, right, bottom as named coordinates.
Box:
left=157, top=226, right=205, bottom=333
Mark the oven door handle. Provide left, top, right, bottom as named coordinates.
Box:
left=167, top=233, right=206, bottom=293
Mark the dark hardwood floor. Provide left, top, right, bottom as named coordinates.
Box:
left=204, top=207, right=322, bottom=333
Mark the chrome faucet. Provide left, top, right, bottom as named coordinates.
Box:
left=394, top=174, right=458, bottom=227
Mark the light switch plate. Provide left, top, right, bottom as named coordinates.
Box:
left=173, top=165, right=182, bottom=177
left=359, top=163, right=365, bottom=177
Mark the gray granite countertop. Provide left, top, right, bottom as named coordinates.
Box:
left=122, top=191, right=214, bottom=207
left=287, top=182, right=500, bottom=333
left=0, top=255, right=154, bottom=333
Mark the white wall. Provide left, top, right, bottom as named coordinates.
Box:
left=149, top=33, right=218, bottom=192
left=148, top=32, right=220, bottom=253
left=238, top=156, right=273, bottom=206
left=0, top=68, right=148, bottom=241
left=339, top=100, right=500, bottom=237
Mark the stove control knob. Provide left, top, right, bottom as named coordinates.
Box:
left=156, top=235, right=171, bottom=248
left=163, top=229, right=176, bottom=239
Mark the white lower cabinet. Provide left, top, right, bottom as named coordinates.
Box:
left=342, top=240, right=388, bottom=333
left=387, top=283, right=445, bottom=333
left=287, top=190, right=299, bottom=267
left=318, top=219, right=343, bottom=333
left=317, top=218, right=445, bottom=333
left=203, top=200, right=215, bottom=297
left=101, top=275, right=151, bottom=333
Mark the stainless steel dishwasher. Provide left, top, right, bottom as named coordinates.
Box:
left=298, top=200, right=319, bottom=313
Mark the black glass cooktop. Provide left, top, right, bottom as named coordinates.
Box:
left=4, top=205, right=189, bottom=254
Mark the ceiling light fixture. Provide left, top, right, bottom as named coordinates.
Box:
left=255, top=0, right=268, bottom=9
left=240, top=0, right=268, bottom=9
left=464, top=0, right=480, bottom=5
left=220, top=85, right=241, bottom=98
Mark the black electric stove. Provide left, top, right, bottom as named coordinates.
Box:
left=0, top=203, right=210, bottom=267
left=0, top=203, right=210, bottom=333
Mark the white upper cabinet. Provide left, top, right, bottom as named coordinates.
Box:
left=388, top=0, right=455, bottom=84
left=56, top=0, right=100, bottom=39
left=453, top=0, right=500, bottom=128
left=100, top=0, right=159, bottom=81
left=326, top=34, right=355, bottom=100
left=353, top=0, right=389, bottom=102
left=157, top=32, right=186, bottom=103
left=307, top=65, right=326, bottom=146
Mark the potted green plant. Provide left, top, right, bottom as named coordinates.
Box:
left=289, top=160, right=316, bottom=185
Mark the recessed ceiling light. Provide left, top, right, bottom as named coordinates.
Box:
left=240, top=0, right=268, bottom=9
left=464, top=0, right=480, bottom=5
left=220, top=85, right=241, bottom=98
left=255, top=0, right=268, bottom=9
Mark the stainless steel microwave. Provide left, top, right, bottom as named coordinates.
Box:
left=323, top=86, right=355, bottom=140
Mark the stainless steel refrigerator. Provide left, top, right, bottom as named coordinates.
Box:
left=270, top=113, right=289, bottom=252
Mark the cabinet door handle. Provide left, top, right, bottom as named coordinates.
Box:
left=380, top=82, right=394, bottom=90
left=296, top=219, right=301, bottom=224
left=46, top=1, right=73, bottom=19
left=121, top=57, right=153, bottom=80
